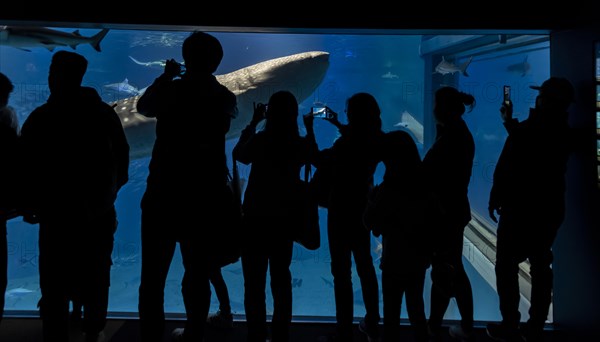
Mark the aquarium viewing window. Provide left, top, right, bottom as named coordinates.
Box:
left=1, top=24, right=551, bottom=324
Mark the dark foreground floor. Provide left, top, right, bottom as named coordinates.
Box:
left=0, top=316, right=574, bottom=342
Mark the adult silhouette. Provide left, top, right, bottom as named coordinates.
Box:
left=363, top=130, right=430, bottom=342
left=0, top=72, right=20, bottom=326
left=18, top=50, right=130, bottom=342
left=136, top=31, right=238, bottom=342
left=423, top=86, right=476, bottom=342
left=486, top=77, right=575, bottom=342
left=316, top=92, right=384, bottom=342
left=232, top=90, right=317, bottom=342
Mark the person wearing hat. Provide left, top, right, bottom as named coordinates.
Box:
left=487, top=77, right=575, bottom=342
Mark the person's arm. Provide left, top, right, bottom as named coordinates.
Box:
left=136, top=59, right=181, bottom=117
left=302, top=111, right=319, bottom=166
left=500, top=100, right=519, bottom=134
left=232, top=102, right=265, bottom=164
left=324, top=107, right=349, bottom=135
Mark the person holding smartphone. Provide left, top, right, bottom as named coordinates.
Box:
left=313, top=92, right=384, bottom=342
left=487, top=77, right=575, bottom=342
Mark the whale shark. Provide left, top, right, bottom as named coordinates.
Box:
left=0, top=26, right=109, bottom=52
left=111, top=50, right=330, bottom=159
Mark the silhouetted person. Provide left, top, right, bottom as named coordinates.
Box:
left=0, top=72, right=20, bottom=326
left=316, top=92, right=383, bottom=342
left=207, top=267, right=234, bottom=329
left=363, top=130, right=430, bottom=342
left=18, top=50, right=130, bottom=342
left=486, top=77, right=575, bottom=342
left=136, top=31, right=237, bottom=342
left=232, top=90, right=317, bottom=342
left=423, top=86, right=476, bottom=342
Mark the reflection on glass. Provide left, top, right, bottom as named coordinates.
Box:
left=1, top=26, right=550, bottom=323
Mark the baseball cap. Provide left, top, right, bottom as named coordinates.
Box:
left=530, top=77, right=575, bottom=104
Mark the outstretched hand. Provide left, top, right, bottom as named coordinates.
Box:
left=500, top=100, right=513, bottom=122
left=163, top=59, right=182, bottom=79
left=251, top=102, right=267, bottom=125
left=488, top=205, right=500, bottom=223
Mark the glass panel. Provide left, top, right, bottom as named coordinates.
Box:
left=0, top=26, right=550, bottom=323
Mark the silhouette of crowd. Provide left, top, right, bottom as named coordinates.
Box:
left=0, top=30, right=575, bottom=342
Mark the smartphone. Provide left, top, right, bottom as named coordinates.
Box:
left=503, top=85, right=511, bottom=104
left=312, top=106, right=332, bottom=119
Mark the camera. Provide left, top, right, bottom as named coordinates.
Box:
left=312, top=106, right=332, bottom=119
left=503, top=85, right=511, bottom=104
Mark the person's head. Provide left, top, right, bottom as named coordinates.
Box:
left=48, top=50, right=88, bottom=94
left=264, top=90, right=299, bottom=136
left=0, top=72, right=14, bottom=108
left=531, top=77, right=574, bottom=113
left=433, top=86, right=475, bottom=124
left=345, top=92, right=382, bottom=135
left=381, top=130, right=420, bottom=172
left=182, top=31, right=224, bottom=75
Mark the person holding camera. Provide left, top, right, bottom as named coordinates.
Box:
left=314, top=92, right=384, bottom=342
left=136, top=31, right=238, bottom=342
left=232, top=90, right=317, bottom=342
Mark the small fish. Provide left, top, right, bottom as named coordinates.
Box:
left=381, top=71, right=399, bottom=79
left=320, top=276, right=334, bottom=288
left=5, top=287, right=35, bottom=298
left=434, top=56, right=473, bottom=77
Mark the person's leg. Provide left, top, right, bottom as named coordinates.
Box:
left=209, top=267, right=231, bottom=314
left=352, top=227, right=380, bottom=337
left=382, top=270, right=402, bottom=342
left=527, top=229, right=557, bottom=331
left=138, top=209, right=177, bottom=342
left=38, top=221, right=71, bottom=342
left=451, top=258, right=474, bottom=331
left=327, top=219, right=354, bottom=340
left=241, top=221, right=270, bottom=342
left=0, top=221, right=7, bottom=324
left=428, top=255, right=452, bottom=335
left=179, top=236, right=211, bottom=342
left=495, top=221, right=525, bottom=331
left=81, top=209, right=117, bottom=338
left=269, top=236, right=294, bottom=342
left=487, top=217, right=530, bottom=341
left=405, top=268, right=428, bottom=342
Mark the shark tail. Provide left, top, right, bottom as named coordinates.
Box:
left=89, top=28, right=110, bottom=53
left=460, top=56, right=473, bottom=77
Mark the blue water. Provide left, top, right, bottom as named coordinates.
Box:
left=1, top=27, right=549, bottom=322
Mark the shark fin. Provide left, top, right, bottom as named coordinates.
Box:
left=89, top=28, right=109, bottom=53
